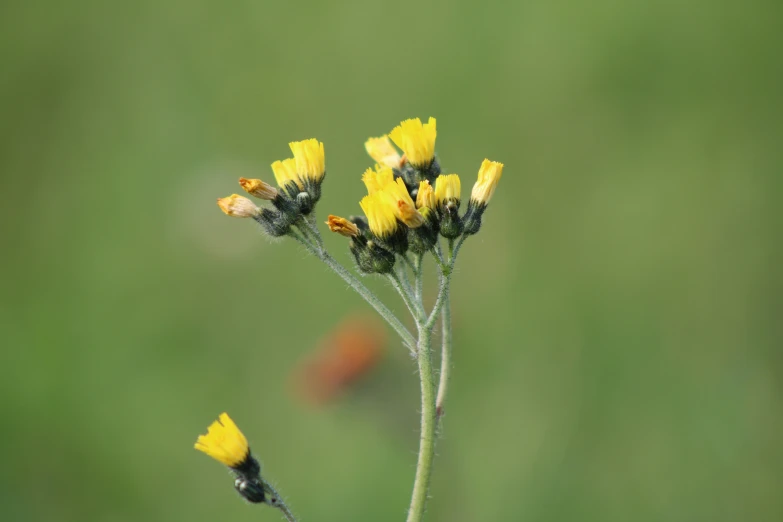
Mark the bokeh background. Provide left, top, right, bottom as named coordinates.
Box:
left=1, top=1, right=781, bottom=521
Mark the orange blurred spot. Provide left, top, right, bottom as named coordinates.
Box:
left=291, top=313, right=386, bottom=406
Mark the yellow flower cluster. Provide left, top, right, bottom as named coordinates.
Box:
left=216, top=117, right=504, bottom=245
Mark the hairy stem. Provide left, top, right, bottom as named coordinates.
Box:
left=425, top=273, right=451, bottom=330
left=435, top=238, right=460, bottom=422
left=396, top=261, right=417, bottom=307
left=388, top=271, right=425, bottom=324
left=262, top=481, right=297, bottom=522
left=413, top=253, right=424, bottom=304
left=435, top=285, right=451, bottom=421
left=301, top=212, right=325, bottom=251
left=406, top=325, right=437, bottom=522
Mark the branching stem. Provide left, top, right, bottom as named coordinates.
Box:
left=287, top=231, right=417, bottom=352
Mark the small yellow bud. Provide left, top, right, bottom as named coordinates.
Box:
left=365, top=135, right=402, bottom=169
left=362, top=165, right=394, bottom=195
left=289, top=138, right=325, bottom=182
left=239, top=177, right=279, bottom=200
left=470, top=159, right=504, bottom=205
left=359, top=192, right=399, bottom=238
left=271, top=158, right=302, bottom=189
left=217, top=194, right=260, bottom=218
left=326, top=215, right=360, bottom=238
left=194, top=413, right=250, bottom=467
left=434, top=174, right=461, bottom=206
left=389, top=117, right=437, bottom=168
left=415, top=180, right=436, bottom=209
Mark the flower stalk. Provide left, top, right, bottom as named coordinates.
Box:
left=203, top=117, right=504, bottom=522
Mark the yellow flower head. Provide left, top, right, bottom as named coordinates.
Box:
left=217, top=194, right=260, bottom=218
left=434, top=174, right=461, bottom=206
left=239, top=177, right=279, bottom=200
left=380, top=178, right=425, bottom=228
left=365, top=135, right=402, bottom=169
left=389, top=117, right=437, bottom=168
left=194, top=413, right=250, bottom=467
left=470, top=159, right=504, bottom=205
left=362, top=165, right=395, bottom=195
left=289, top=138, right=325, bottom=182
left=271, top=158, right=302, bottom=189
left=359, top=192, right=398, bottom=238
left=415, top=180, right=436, bottom=210
left=326, top=215, right=360, bottom=238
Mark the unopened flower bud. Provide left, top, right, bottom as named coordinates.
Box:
left=326, top=215, right=360, bottom=237
left=415, top=180, right=436, bottom=209
left=217, top=195, right=260, bottom=218
left=239, top=178, right=278, bottom=200
left=463, top=159, right=504, bottom=235
left=470, top=159, right=503, bottom=206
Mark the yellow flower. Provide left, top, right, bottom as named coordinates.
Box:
left=326, top=215, right=360, bottom=237
left=380, top=178, right=425, bottom=228
left=365, top=136, right=402, bottom=169
left=194, top=413, right=250, bottom=467
left=359, top=192, right=398, bottom=238
left=389, top=117, right=437, bottom=168
left=289, top=139, right=325, bottom=182
left=217, top=195, right=260, bottom=218
left=434, top=174, right=461, bottom=206
left=415, top=180, right=435, bottom=209
left=362, top=165, right=394, bottom=194
left=239, top=177, right=279, bottom=200
left=271, top=158, right=302, bottom=189
left=470, top=159, right=504, bottom=205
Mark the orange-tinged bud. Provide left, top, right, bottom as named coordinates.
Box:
left=239, top=177, right=278, bottom=200
left=326, top=215, right=359, bottom=237
left=217, top=194, right=260, bottom=218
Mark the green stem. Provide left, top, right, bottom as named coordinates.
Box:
left=397, top=260, right=416, bottom=305
left=435, top=285, right=451, bottom=422
left=425, top=274, right=451, bottom=330
left=298, top=214, right=324, bottom=251
left=287, top=232, right=417, bottom=352
left=435, top=237, right=461, bottom=422
left=401, top=253, right=417, bottom=272
left=406, top=325, right=437, bottom=522
left=413, top=253, right=424, bottom=303
left=388, top=271, right=424, bottom=324
left=262, top=480, right=297, bottom=522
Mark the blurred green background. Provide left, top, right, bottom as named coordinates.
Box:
left=1, top=1, right=781, bottom=521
